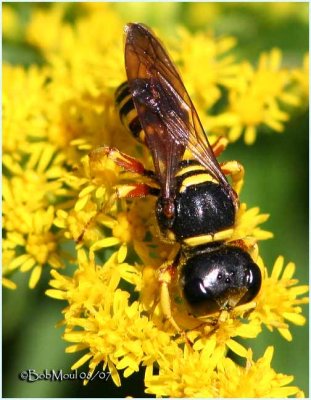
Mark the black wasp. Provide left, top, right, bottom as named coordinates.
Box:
left=102, top=23, right=261, bottom=331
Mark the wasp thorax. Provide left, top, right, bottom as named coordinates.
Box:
left=180, top=246, right=262, bottom=316
left=156, top=181, right=235, bottom=241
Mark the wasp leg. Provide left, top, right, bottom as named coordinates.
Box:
left=89, top=146, right=155, bottom=178
left=77, top=146, right=158, bottom=243
left=183, top=228, right=234, bottom=247
left=156, top=260, right=193, bottom=346
left=103, top=182, right=159, bottom=216
left=158, top=262, right=181, bottom=333
left=115, top=182, right=159, bottom=198
left=220, top=160, right=244, bottom=195
left=211, top=136, right=229, bottom=157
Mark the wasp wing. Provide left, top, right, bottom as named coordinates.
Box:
left=125, top=23, right=187, bottom=200
left=158, top=73, right=235, bottom=199
left=124, top=23, right=235, bottom=202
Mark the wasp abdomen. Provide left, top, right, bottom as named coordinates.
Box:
left=115, top=82, right=145, bottom=142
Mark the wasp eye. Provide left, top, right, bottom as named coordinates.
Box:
left=180, top=246, right=262, bottom=316
left=238, top=259, right=262, bottom=305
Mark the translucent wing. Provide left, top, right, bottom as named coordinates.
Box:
left=124, top=23, right=235, bottom=202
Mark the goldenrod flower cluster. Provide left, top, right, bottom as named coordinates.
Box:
left=3, top=4, right=308, bottom=397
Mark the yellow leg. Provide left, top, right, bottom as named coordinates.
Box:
left=211, top=136, right=229, bottom=157
left=220, top=160, right=244, bottom=195
left=89, top=145, right=149, bottom=176
left=158, top=263, right=182, bottom=333
left=160, top=281, right=182, bottom=333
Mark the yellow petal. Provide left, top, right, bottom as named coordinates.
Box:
left=278, top=328, right=292, bottom=341
left=227, top=339, right=248, bottom=357
left=71, top=353, right=93, bottom=370
left=290, top=285, right=309, bottom=296
left=79, top=185, right=96, bottom=198
left=95, top=186, right=105, bottom=199
left=117, top=243, right=127, bottom=263
left=9, top=254, right=32, bottom=270
left=245, top=125, right=256, bottom=145
left=29, top=265, right=42, bottom=289
left=282, top=261, right=295, bottom=279
left=228, top=125, right=242, bottom=141
left=20, top=257, right=36, bottom=272
left=108, top=359, right=121, bottom=387
left=75, top=194, right=90, bottom=211
left=2, top=277, right=17, bottom=290
left=37, top=144, right=55, bottom=173
left=271, top=256, right=284, bottom=279
left=66, top=344, right=89, bottom=353
left=45, top=289, right=67, bottom=300
left=283, top=312, right=306, bottom=326
left=263, top=346, right=274, bottom=362
left=90, top=237, right=121, bottom=251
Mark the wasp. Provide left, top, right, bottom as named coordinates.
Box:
left=96, top=23, right=261, bottom=332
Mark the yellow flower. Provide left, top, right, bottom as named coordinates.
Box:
left=145, top=345, right=218, bottom=397
left=217, top=347, right=302, bottom=398
left=250, top=256, right=309, bottom=340
left=173, top=27, right=240, bottom=117
left=47, top=249, right=178, bottom=386
left=3, top=65, right=51, bottom=157
left=3, top=206, right=62, bottom=288
left=90, top=203, right=153, bottom=254
left=211, top=49, right=301, bottom=144
left=164, top=28, right=307, bottom=145
left=25, top=4, right=71, bottom=53
left=2, top=141, right=68, bottom=289
left=26, top=3, right=125, bottom=90
left=232, top=203, right=273, bottom=242
left=146, top=345, right=302, bottom=398
left=3, top=144, right=65, bottom=210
